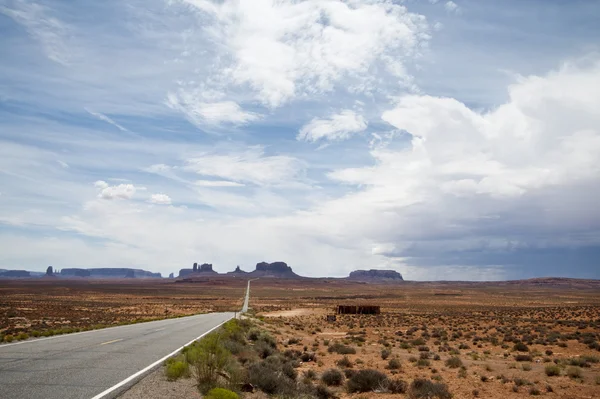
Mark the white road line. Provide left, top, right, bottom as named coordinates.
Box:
left=100, top=339, right=123, bottom=346
left=89, top=315, right=233, bottom=399
left=153, top=328, right=165, bottom=332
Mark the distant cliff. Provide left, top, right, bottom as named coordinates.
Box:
left=60, top=268, right=161, bottom=278
left=249, top=262, right=299, bottom=278
left=348, top=269, right=404, bottom=281
left=179, top=263, right=218, bottom=278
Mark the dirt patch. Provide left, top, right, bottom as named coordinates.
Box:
left=261, top=308, right=319, bottom=318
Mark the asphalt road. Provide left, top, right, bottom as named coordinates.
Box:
left=0, top=312, right=233, bottom=399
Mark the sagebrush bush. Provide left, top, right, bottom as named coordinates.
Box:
left=327, top=342, right=356, bottom=355
left=347, top=369, right=388, bottom=393
left=515, top=354, right=533, bottom=362
left=381, top=348, right=391, bottom=360
left=545, top=364, right=560, bottom=376
left=408, top=378, right=452, bottom=399
left=513, top=342, right=529, bottom=352
left=336, top=356, right=353, bottom=368
left=387, top=358, right=401, bottom=370
left=388, top=378, right=408, bottom=394
left=321, top=368, right=344, bottom=386
left=445, top=356, right=463, bottom=368
left=567, top=366, right=582, bottom=379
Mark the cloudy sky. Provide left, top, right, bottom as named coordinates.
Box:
left=1, top=0, right=599, bottom=280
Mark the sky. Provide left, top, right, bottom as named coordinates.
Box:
left=1, top=0, right=599, bottom=280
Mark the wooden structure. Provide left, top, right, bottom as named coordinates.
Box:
left=336, top=305, right=380, bottom=315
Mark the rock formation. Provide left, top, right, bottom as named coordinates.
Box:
left=227, top=266, right=248, bottom=275
left=60, top=268, right=161, bottom=278
left=169, top=272, right=174, bottom=278
left=0, top=270, right=31, bottom=278
left=46, top=266, right=53, bottom=276
left=348, top=269, right=404, bottom=281
left=250, top=261, right=299, bottom=278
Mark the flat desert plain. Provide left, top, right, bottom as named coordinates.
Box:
left=1, top=277, right=599, bottom=398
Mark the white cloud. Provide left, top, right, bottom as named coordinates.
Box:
left=85, top=108, right=130, bottom=132
left=298, top=110, right=367, bottom=142
left=98, top=183, right=137, bottom=200
left=320, top=60, right=600, bottom=259
left=194, top=180, right=245, bottom=187
left=149, top=193, right=172, bottom=205
left=444, top=1, right=459, bottom=13
left=94, top=180, right=109, bottom=189
left=185, top=147, right=305, bottom=186
left=1, top=0, right=71, bottom=65
left=166, top=95, right=259, bottom=127
left=177, top=0, right=429, bottom=108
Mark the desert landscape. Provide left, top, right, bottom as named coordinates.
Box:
left=2, top=274, right=599, bottom=398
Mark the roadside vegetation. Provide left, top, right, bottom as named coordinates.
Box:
left=165, top=317, right=454, bottom=398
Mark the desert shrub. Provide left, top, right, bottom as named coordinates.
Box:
left=417, top=358, right=431, bottom=367
left=328, top=342, right=356, bottom=355
left=387, top=358, right=402, bottom=370
left=458, top=368, right=467, bottom=378
left=529, top=387, right=540, bottom=396
left=515, top=354, right=533, bottom=362
left=321, top=368, right=344, bottom=386
left=408, top=378, right=452, bottom=399
left=545, top=364, right=560, bottom=376
left=514, top=378, right=530, bottom=386
left=343, top=368, right=356, bottom=379
left=249, top=361, right=295, bottom=395
left=185, top=333, right=236, bottom=393
left=16, top=332, right=29, bottom=341
left=513, top=342, right=529, bottom=352
left=387, top=379, right=408, bottom=394
left=381, top=348, right=391, bottom=360
left=567, top=366, right=582, bottom=379
left=445, top=356, right=462, bottom=368
left=347, top=369, right=389, bottom=393
left=165, top=359, right=188, bottom=381
left=205, top=388, right=239, bottom=399
left=336, top=355, right=353, bottom=368
left=301, top=352, right=317, bottom=362
left=303, top=369, right=317, bottom=381
left=3, top=334, right=14, bottom=343
left=545, top=349, right=553, bottom=356
left=522, top=363, right=532, bottom=371
left=314, top=384, right=336, bottom=399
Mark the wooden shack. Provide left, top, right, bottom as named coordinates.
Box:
left=336, top=305, right=380, bottom=315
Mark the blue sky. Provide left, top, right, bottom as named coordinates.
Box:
left=1, top=0, right=599, bottom=280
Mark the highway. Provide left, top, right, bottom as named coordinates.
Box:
left=0, top=311, right=234, bottom=399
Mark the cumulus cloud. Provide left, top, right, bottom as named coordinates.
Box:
left=94, top=180, right=109, bottom=189
left=185, top=147, right=305, bottom=186
left=322, top=60, right=600, bottom=263
left=298, top=110, right=367, bottom=142
left=149, top=193, right=172, bottom=205
left=176, top=0, right=429, bottom=108
left=98, top=183, right=136, bottom=200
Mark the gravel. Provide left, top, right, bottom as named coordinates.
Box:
left=118, top=366, right=201, bottom=399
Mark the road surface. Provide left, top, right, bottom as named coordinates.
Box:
left=0, top=312, right=233, bottom=399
